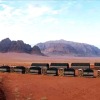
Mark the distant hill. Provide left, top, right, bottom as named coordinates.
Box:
left=0, top=38, right=100, bottom=57
left=0, top=38, right=44, bottom=56
left=37, top=39, right=100, bottom=57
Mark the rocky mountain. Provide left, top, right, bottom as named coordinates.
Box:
left=0, top=38, right=43, bottom=55
left=0, top=38, right=100, bottom=57
left=31, top=46, right=44, bottom=56
left=37, top=39, right=100, bottom=57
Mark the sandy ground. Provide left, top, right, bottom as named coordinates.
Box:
left=0, top=53, right=100, bottom=66
left=0, top=53, right=100, bottom=100
left=1, top=73, right=100, bottom=100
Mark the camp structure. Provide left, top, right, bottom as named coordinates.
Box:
left=50, top=63, right=69, bottom=69
left=94, top=63, right=100, bottom=77
left=83, top=68, right=94, bottom=77
left=0, top=66, right=10, bottom=72
left=94, top=63, right=100, bottom=70
left=64, top=68, right=75, bottom=76
left=71, top=63, right=90, bottom=69
left=78, top=69, right=83, bottom=77
left=50, top=63, right=69, bottom=76
left=29, top=67, right=41, bottom=74
left=13, top=66, right=26, bottom=74
left=31, top=63, right=49, bottom=68
left=30, top=63, right=49, bottom=75
left=47, top=67, right=58, bottom=76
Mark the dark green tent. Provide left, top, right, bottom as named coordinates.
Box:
left=71, top=63, right=90, bottom=69
left=50, top=63, right=69, bottom=69
left=14, top=66, right=26, bottom=74
left=0, top=66, right=10, bottom=72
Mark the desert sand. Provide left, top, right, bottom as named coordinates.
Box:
left=1, top=73, right=100, bottom=100
left=0, top=53, right=100, bottom=66
left=0, top=53, right=100, bottom=100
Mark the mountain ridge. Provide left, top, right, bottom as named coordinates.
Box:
left=0, top=38, right=44, bottom=56
left=37, top=40, right=100, bottom=57
left=0, top=38, right=100, bottom=57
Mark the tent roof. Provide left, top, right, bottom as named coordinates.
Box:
left=94, top=63, right=100, bottom=66
left=31, top=63, right=49, bottom=66
left=71, top=63, right=90, bottom=66
left=50, top=63, right=69, bottom=66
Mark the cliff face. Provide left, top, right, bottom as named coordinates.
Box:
left=31, top=46, right=45, bottom=55
left=37, top=40, right=100, bottom=57
left=0, top=38, right=43, bottom=55
left=8, top=40, right=32, bottom=53
left=0, top=38, right=12, bottom=52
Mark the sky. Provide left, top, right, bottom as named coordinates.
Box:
left=0, top=0, right=100, bottom=47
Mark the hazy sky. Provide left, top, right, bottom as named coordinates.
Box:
left=0, top=0, right=100, bottom=47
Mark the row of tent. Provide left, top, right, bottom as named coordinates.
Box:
left=31, top=63, right=100, bottom=69
left=0, top=63, right=100, bottom=77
